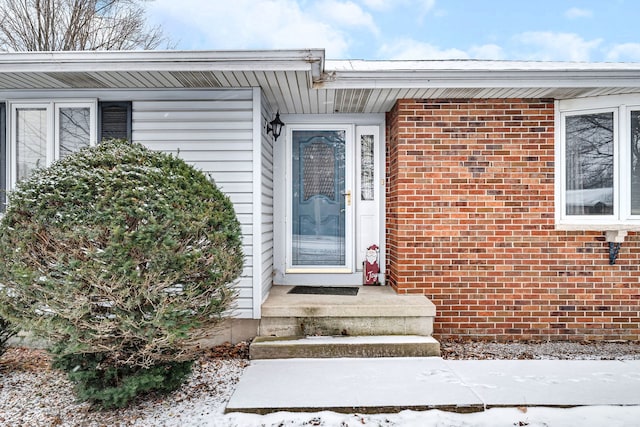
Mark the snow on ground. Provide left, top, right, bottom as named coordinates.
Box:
left=2, top=343, right=640, bottom=426
left=223, top=407, right=640, bottom=427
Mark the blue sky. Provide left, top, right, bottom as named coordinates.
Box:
left=147, top=0, right=640, bottom=62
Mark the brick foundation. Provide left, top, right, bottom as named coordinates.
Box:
left=385, top=98, right=640, bottom=341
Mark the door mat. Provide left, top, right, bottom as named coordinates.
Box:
left=288, top=286, right=359, bottom=296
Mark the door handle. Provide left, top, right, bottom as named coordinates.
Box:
left=342, top=190, right=352, bottom=206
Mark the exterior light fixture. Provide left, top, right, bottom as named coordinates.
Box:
left=267, top=111, right=285, bottom=141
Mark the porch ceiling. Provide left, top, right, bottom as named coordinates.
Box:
left=2, top=50, right=640, bottom=114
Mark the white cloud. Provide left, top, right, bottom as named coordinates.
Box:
left=418, top=0, right=436, bottom=14
left=378, top=33, right=606, bottom=63
left=606, top=43, right=640, bottom=61
left=357, top=0, right=436, bottom=23
left=377, top=39, right=506, bottom=61
left=147, top=1, right=610, bottom=63
left=147, top=0, right=451, bottom=59
left=469, top=44, right=505, bottom=60
left=565, top=7, right=593, bottom=19
left=313, top=0, right=379, bottom=35
left=512, top=32, right=602, bottom=61
left=417, top=0, right=437, bottom=23
left=358, top=0, right=434, bottom=13
left=358, top=0, right=394, bottom=10
left=378, top=38, right=469, bottom=60
left=148, top=0, right=353, bottom=57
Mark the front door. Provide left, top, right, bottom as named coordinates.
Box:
left=287, top=127, right=353, bottom=273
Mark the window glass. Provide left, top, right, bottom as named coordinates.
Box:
left=631, top=111, right=640, bottom=215
left=16, top=108, right=47, bottom=182
left=360, top=134, right=374, bottom=201
left=59, top=107, right=91, bottom=158
left=0, top=103, right=5, bottom=212
left=302, top=141, right=335, bottom=200
left=565, top=112, right=614, bottom=215
left=291, top=130, right=346, bottom=266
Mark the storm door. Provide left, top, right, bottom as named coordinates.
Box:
left=288, top=127, right=353, bottom=272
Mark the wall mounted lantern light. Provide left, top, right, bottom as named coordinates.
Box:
left=267, top=111, right=285, bottom=141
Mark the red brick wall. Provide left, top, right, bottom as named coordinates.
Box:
left=385, top=98, right=640, bottom=342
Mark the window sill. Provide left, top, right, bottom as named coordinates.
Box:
left=555, top=223, right=640, bottom=232
left=556, top=223, right=637, bottom=243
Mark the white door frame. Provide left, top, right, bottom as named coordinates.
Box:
left=273, top=114, right=385, bottom=286
left=355, top=125, right=381, bottom=278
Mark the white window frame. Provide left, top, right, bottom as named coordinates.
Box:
left=623, top=106, right=640, bottom=221
left=556, top=94, right=640, bottom=230
left=8, top=100, right=97, bottom=188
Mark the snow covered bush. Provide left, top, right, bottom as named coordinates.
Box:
left=0, top=139, right=243, bottom=407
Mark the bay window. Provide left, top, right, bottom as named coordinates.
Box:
left=558, top=95, right=640, bottom=229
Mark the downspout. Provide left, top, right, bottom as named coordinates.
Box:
left=605, top=230, right=626, bottom=265
left=609, top=242, right=622, bottom=265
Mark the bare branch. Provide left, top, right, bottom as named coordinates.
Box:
left=0, top=0, right=169, bottom=51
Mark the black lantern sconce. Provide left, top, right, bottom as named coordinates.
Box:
left=267, top=111, right=285, bottom=141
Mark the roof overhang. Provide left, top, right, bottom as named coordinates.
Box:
left=321, top=59, right=640, bottom=90
left=2, top=50, right=640, bottom=114
left=0, top=49, right=325, bottom=74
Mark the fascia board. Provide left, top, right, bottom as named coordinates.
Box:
left=317, top=70, right=640, bottom=89
left=0, top=49, right=325, bottom=75
left=325, top=59, right=640, bottom=72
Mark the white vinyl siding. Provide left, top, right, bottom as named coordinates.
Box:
left=260, top=94, right=275, bottom=303
left=132, top=90, right=256, bottom=318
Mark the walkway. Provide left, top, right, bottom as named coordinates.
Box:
left=226, top=357, right=640, bottom=414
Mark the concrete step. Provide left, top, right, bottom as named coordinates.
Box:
left=259, top=315, right=433, bottom=337
left=250, top=335, right=441, bottom=359
left=259, top=286, right=436, bottom=337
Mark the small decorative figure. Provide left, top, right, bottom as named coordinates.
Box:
left=363, top=244, right=380, bottom=285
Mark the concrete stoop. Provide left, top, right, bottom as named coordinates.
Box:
left=250, top=335, right=441, bottom=359
left=251, top=286, right=440, bottom=359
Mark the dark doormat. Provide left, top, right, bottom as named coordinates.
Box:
left=288, top=286, right=359, bottom=296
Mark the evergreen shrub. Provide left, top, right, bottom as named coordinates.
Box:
left=0, top=139, right=243, bottom=407
left=0, top=316, right=15, bottom=357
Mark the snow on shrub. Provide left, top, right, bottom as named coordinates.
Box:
left=0, top=139, right=243, bottom=406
